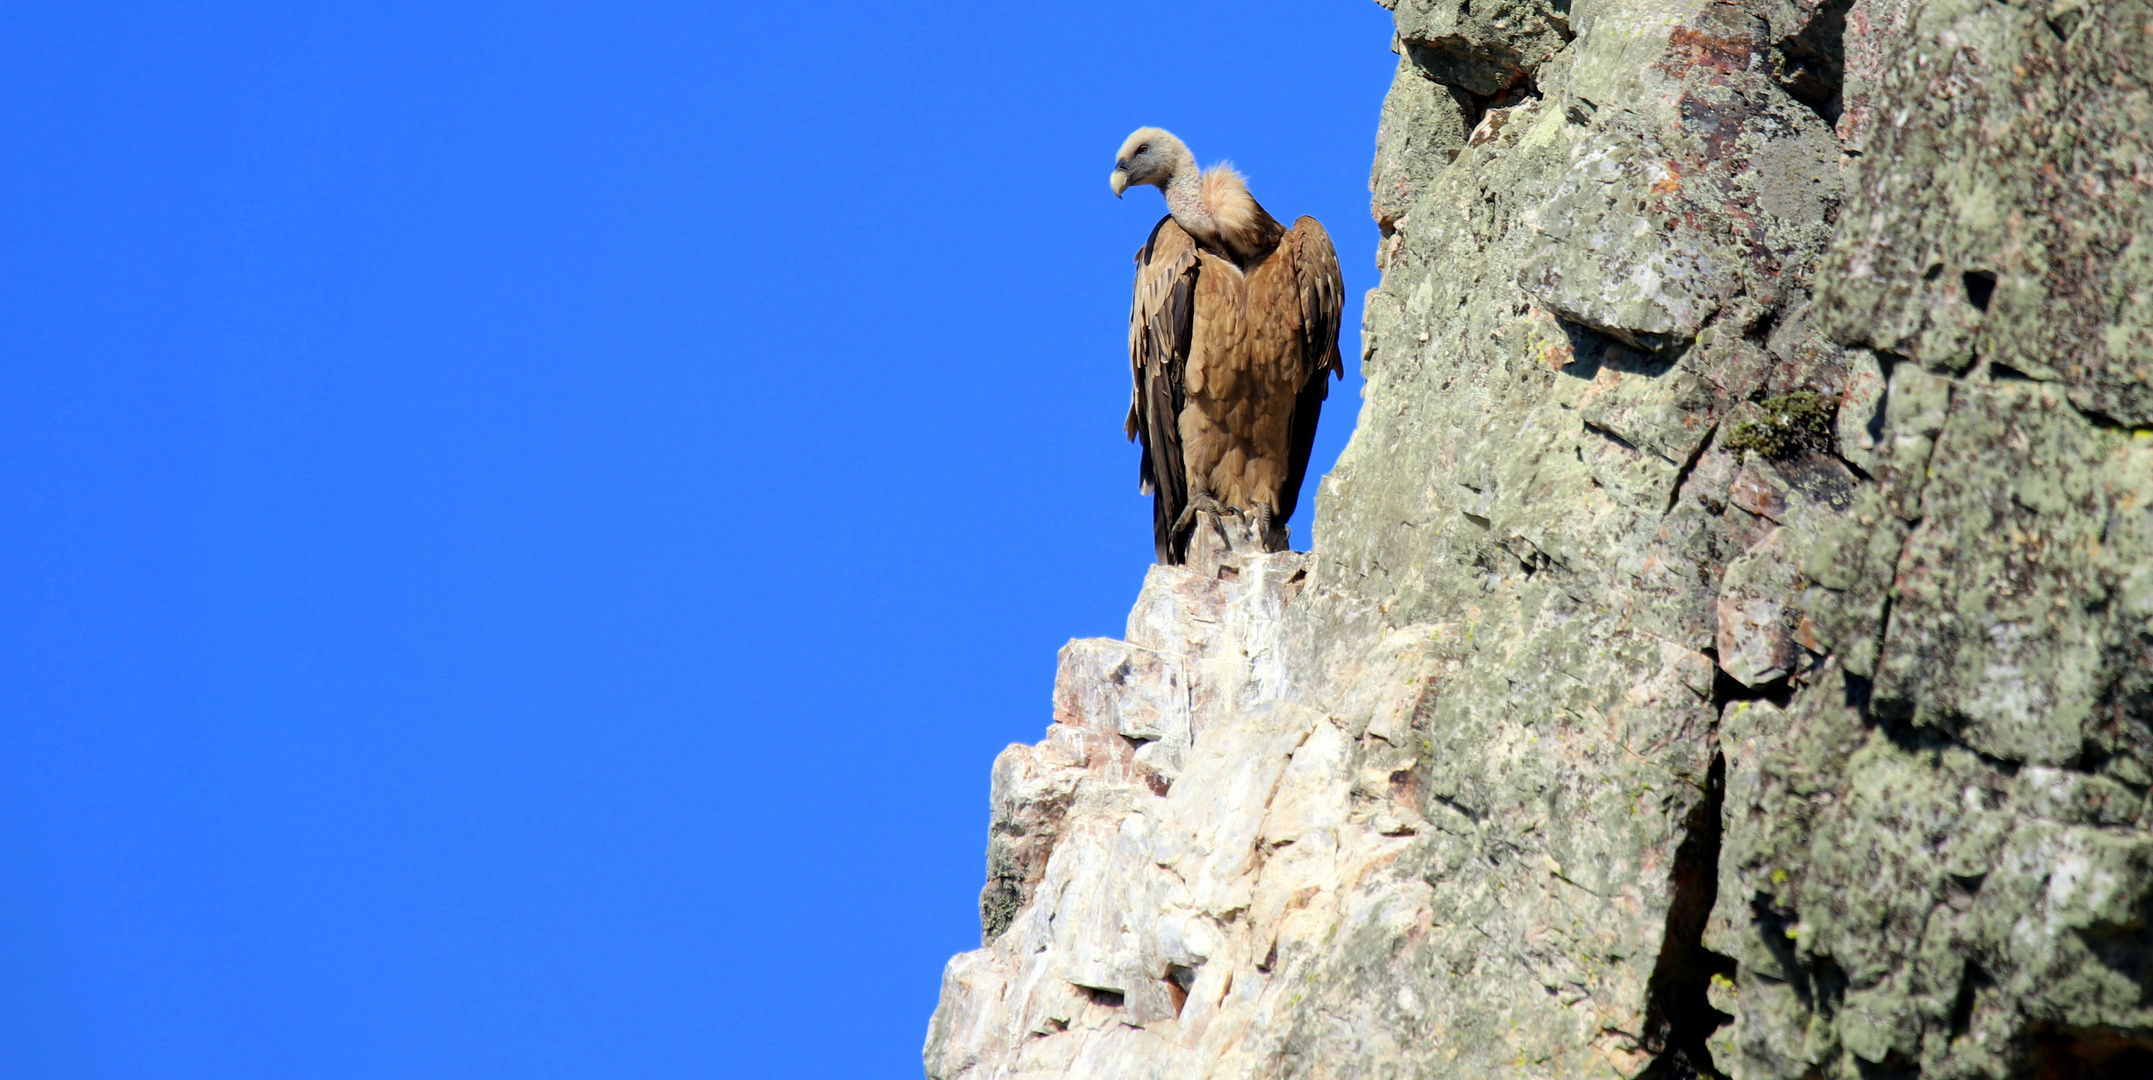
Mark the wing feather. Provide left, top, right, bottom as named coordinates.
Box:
left=1278, top=216, right=1345, bottom=526
left=1129, top=216, right=1201, bottom=563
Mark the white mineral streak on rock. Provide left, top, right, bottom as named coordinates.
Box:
left=925, top=521, right=1428, bottom=1080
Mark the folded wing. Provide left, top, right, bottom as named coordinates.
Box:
left=1279, top=215, right=1344, bottom=526
left=1128, top=217, right=1201, bottom=564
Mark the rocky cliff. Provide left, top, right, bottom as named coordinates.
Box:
left=925, top=0, right=2153, bottom=1076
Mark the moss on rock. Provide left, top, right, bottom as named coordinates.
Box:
left=1723, top=391, right=1836, bottom=458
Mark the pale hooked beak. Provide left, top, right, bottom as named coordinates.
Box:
left=1108, top=169, right=1130, bottom=198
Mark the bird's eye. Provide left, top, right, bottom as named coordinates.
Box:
left=1137, top=144, right=1149, bottom=155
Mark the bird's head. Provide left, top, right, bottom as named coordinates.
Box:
left=1109, top=127, right=1185, bottom=198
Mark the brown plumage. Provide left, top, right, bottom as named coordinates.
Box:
left=1109, top=127, right=1344, bottom=564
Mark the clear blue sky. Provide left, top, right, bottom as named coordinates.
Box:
left=1, top=3, right=1395, bottom=1076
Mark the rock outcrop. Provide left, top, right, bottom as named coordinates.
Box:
left=927, top=0, right=2153, bottom=1077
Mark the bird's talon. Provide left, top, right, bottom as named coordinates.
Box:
left=1172, top=494, right=1227, bottom=535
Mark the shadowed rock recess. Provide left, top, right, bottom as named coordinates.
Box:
left=925, top=0, right=2152, bottom=1076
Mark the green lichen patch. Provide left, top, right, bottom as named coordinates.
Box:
left=1723, top=391, right=1836, bottom=458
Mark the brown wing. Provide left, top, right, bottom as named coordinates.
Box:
left=1128, top=216, right=1201, bottom=564
left=1276, top=215, right=1344, bottom=527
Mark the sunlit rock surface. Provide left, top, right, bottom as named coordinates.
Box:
left=927, top=0, right=2152, bottom=1075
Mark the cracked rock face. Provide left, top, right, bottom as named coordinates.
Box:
left=926, top=0, right=2152, bottom=1076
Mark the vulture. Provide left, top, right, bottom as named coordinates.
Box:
left=1109, top=127, right=1344, bottom=565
